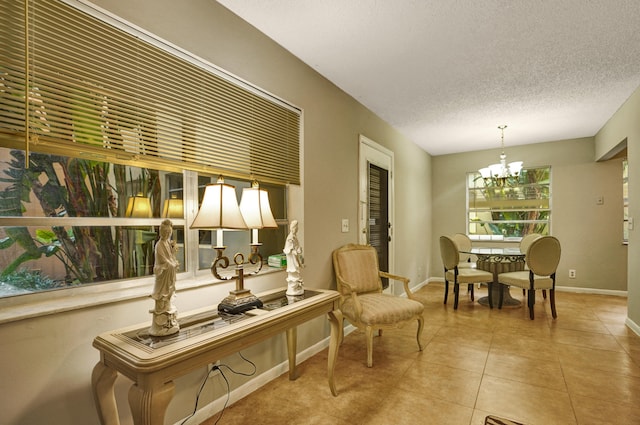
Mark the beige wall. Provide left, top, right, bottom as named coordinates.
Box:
left=0, top=1, right=431, bottom=424
left=596, top=85, right=640, bottom=326
left=431, top=137, right=627, bottom=291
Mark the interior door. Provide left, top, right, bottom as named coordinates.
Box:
left=359, top=135, right=394, bottom=293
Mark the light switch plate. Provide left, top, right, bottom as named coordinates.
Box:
left=341, top=219, right=349, bottom=233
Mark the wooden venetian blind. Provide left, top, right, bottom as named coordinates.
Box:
left=0, top=0, right=300, bottom=185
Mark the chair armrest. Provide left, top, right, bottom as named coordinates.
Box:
left=379, top=271, right=415, bottom=300
left=347, top=291, right=363, bottom=320
left=335, top=277, right=364, bottom=319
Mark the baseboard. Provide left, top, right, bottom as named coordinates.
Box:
left=626, top=317, right=640, bottom=337
left=425, top=277, right=628, bottom=297
left=174, top=324, right=357, bottom=425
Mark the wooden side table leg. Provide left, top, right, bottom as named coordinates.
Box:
left=92, top=362, right=120, bottom=425
left=128, top=381, right=175, bottom=425
left=286, top=327, right=298, bottom=380
left=327, top=309, right=343, bottom=396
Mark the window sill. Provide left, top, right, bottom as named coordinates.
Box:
left=0, top=266, right=285, bottom=325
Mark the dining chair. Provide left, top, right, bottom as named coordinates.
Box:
left=439, top=236, right=494, bottom=309
left=519, top=233, right=546, bottom=298
left=332, top=243, right=425, bottom=367
left=498, top=236, right=561, bottom=319
left=451, top=232, right=477, bottom=299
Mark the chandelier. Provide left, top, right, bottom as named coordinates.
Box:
left=478, top=125, right=523, bottom=186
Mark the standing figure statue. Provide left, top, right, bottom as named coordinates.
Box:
left=149, top=219, right=180, bottom=336
left=284, top=220, right=304, bottom=296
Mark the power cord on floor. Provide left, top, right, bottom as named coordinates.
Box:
left=180, top=352, right=257, bottom=425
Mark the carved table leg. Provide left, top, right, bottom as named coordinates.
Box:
left=92, top=362, right=120, bottom=425
left=286, top=327, right=298, bottom=380
left=327, top=309, right=343, bottom=396
left=128, top=380, right=175, bottom=425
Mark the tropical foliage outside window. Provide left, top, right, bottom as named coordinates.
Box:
left=467, top=166, right=551, bottom=240
left=0, top=147, right=287, bottom=298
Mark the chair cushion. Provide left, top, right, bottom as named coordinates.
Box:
left=498, top=270, right=554, bottom=289
left=341, top=293, right=424, bottom=325
left=445, top=267, right=493, bottom=284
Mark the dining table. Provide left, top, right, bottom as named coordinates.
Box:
left=461, top=247, right=526, bottom=308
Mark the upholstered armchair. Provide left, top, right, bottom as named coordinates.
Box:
left=332, top=244, right=425, bottom=367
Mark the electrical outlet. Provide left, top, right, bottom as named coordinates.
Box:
left=569, top=269, right=576, bottom=279
left=207, top=361, right=221, bottom=378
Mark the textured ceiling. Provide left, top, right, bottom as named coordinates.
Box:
left=217, top=0, right=640, bottom=156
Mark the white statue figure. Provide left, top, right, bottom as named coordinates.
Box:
left=284, top=220, right=304, bottom=296
left=149, top=219, right=180, bottom=336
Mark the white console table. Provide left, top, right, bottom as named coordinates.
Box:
left=91, top=287, right=343, bottom=425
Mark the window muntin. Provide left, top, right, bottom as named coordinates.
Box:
left=467, top=166, right=551, bottom=241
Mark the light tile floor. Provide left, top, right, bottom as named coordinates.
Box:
left=201, top=283, right=640, bottom=425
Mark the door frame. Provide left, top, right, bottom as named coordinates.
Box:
left=359, top=134, right=395, bottom=292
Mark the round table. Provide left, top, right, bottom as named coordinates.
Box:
left=463, top=247, right=525, bottom=308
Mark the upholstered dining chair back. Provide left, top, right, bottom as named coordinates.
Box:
left=526, top=236, right=561, bottom=277
left=452, top=233, right=472, bottom=264
left=333, top=244, right=382, bottom=295
left=520, top=233, right=542, bottom=256
left=439, top=236, right=460, bottom=270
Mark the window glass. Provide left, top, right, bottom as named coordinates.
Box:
left=195, top=176, right=287, bottom=271
left=0, top=147, right=288, bottom=299
left=0, top=147, right=187, bottom=296
left=467, top=166, right=551, bottom=240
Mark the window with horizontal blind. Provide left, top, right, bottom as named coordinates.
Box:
left=0, top=0, right=295, bottom=312
left=0, top=0, right=300, bottom=185
left=467, top=166, right=551, bottom=241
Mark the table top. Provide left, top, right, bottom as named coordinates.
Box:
left=462, top=247, right=524, bottom=256
left=93, top=287, right=339, bottom=367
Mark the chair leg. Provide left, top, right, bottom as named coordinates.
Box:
left=488, top=281, right=493, bottom=309
left=469, top=283, right=474, bottom=301
left=543, top=289, right=547, bottom=299
left=550, top=289, right=557, bottom=319
left=444, top=279, right=449, bottom=304
left=498, top=284, right=504, bottom=309
left=453, top=283, right=460, bottom=309
left=365, top=326, right=375, bottom=367
left=528, top=289, right=535, bottom=319
left=416, top=316, right=425, bottom=351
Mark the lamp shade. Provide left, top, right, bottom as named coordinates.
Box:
left=508, top=161, right=523, bottom=175
left=162, top=197, right=184, bottom=218
left=488, top=163, right=503, bottom=178
left=125, top=195, right=152, bottom=218
left=478, top=167, right=492, bottom=179
left=239, top=185, right=278, bottom=229
left=190, top=181, right=247, bottom=230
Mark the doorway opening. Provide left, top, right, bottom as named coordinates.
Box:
left=359, top=135, right=394, bottom=292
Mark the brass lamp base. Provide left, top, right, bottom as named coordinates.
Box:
left=218, top=289, right=263, bottom=314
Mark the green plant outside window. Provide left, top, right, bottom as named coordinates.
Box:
left=467, top=166, right=551, bottom=240
left=0, top=148, right=287, bottom=298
